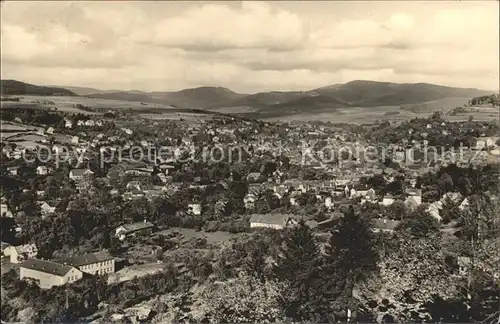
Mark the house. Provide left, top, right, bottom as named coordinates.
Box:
left=52, top=144, right=66, bottom=155
left=325, top=196, right=334, bottom=209
left=249, top=214, right=297, bottom=230
left=457, top=256, right=471, bottom=276
left=64, top=250, right=115, bottom=275
left=459, top=197, right=470, bottom=211
left=381, top=195, right=395, bottom=206
left=247, top=172, right=262, bottom=183
left=64, top=118, right=73, bottom=128
left=20, top=258, right=83, bottom=289
left=442, top=192, right=463, bottom=204
left=126, top=181, right=142, bottom=192
left=4, top=244, right=38, bottom=263
left=426, top=201, right=443, bottom=221
left=122, top=190, right=145, bottom=201
left=121, top=128, right=133, bottom=135
left=36, top=166, right=48, bottom=175
left=39, top=201, right=57, bottom=217
left=187, top=203, right=201, bottom=216
left=244, top=193, right=256, bottom=210
left=159, top=164, right=176, bottom=175
left=71, top=136, right=79, bottom=145
left=115, top=221, right=155, bottom=241
left=1, top=242, right=11, bottom=257
left=0, top=204, right=13, bottom=218
left=46, top=127, right=55, bottom=135
left=7, top=166, right=18, bottom=176
left=372, top=218, right=401, bottom=233
left=85, top=120, right=95, bottom=127
left=405, top=188, right=422, bottom=205
left=69, top=169, right=94, bottom=181
left=475, top=136, right=499, bottom=150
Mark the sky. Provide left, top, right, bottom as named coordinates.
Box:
left=1, top=1, right=499, bottom=93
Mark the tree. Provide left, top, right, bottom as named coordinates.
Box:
left=374, top=234, right=457, bottom=322
left=396, top=212, right=440, bottom=239
left=0, top=217, right=17, bottom=244
left=195, top=276, right=284, bottom=323
left=438, top=172, right=454, bottom=194
left=273, top=222, right=325, bottom=321
left=322, top=208, right=378, bottom=319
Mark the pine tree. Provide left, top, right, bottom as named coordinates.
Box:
left=273, top=221, right=325, bottom=321
left=322, top=207, right=378, bottom=317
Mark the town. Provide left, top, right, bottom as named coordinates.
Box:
left=1, top=1, right=499, bottom=323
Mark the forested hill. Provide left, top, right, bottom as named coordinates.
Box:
left=0, top=80, right=77, bottom=96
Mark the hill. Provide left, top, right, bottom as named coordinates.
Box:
left=50, top=85, right=121, bottom=96
left=209, top=80, right=490, bottom=118
left=1, top=80, right=76, bottom=96
left=211, top=91, right=305, bottom=110
left=86, top=86, right=244, bottom=109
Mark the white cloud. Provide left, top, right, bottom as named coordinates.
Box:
left=1, top=1, right=498, bottom=92
left=130, top=2, right=307, bottom=51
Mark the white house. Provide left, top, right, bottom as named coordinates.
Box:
left=46, top=127, right=55, bottom=135
left=69, top=169, right=94, bottom=181
left=71, top=136, right=79, bottom=145
left=115, top=221, right=155, bottom=241
left=0, top=204, right=13, bottom=218
left=64, top=118, right=73, bottom=128
left=39, top=201, right=56, bottom=217
left=426, top=201, right=443, bottom=221
left=325, top=196, right=334, bottom=209
left=475, top=136, right=499, bottom=150
left=405, top=188, right=422, bottom=205
left=187, top=203, right=201, bottom=216
left=244, top=193, right=256, bottom=210
left=381, top=195, right=395, bottom=206
left=459, top=197, right=470, bottom=211
left=36, top=166, right=48, bottom=175
left=249, top=214, right=297, bottom=230
left=4, top=244, right=38, bottom=264
left=8, top=166, right=18, bottom=176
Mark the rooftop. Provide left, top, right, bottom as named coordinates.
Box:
left=249, top=214, right=291, bottom=226
left=118, top=221, right=155, bottom=233
left=64, top=250, right=114, bottom=267
left=373, top=218, right=401, bottom=231
left=21, top=258, right=73, bottom=277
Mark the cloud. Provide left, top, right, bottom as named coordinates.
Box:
left=130, top=2, right=308, bottom=51
left=1, top=1, right=498, bottom=92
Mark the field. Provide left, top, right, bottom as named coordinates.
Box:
left=1, top=95, right=497, bottom=124
left=1, top=95, right=177, bottom=114
left=0, top=122, right=43, bottom=141
left=267, top=104, right=499, bottom=123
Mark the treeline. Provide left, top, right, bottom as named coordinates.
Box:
left=2, top=107, right=65, bottom=127
left=469, top=94, right=500, bottom=106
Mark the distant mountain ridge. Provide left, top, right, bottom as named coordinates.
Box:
left=86, top=86, right=245, bottom=109
left=1, top=80, right=77, bottom=96
left=1, top=79, right=492, bottom=118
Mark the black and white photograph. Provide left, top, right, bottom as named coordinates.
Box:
left=0, top=1, right=499, bottom=323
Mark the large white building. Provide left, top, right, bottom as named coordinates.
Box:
left=249, top=214, right=297, bottom=230
left=20, top=258, right=83, bottom=289
left=64, top=250, right=115, bottom=275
